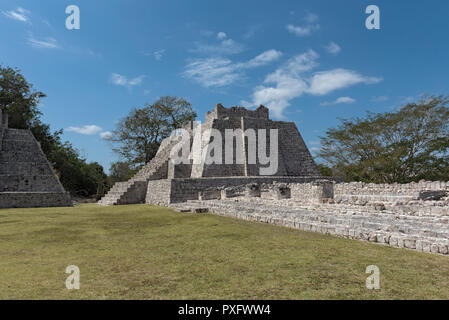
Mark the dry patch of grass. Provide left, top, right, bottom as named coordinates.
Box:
left=0, top=204, right=448, bottom=299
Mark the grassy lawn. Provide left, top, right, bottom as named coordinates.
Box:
left=0, top=204, right=448, bottom=300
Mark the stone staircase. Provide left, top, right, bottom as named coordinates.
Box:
left=98, top=134, right=183, bottom=206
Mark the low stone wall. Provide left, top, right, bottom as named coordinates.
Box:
left=0, top=192, right=72, bottom=209
left=287, top=180, right=334, bottom=203
left=171, top=198, right=449, bottom=255
left=168, top=176, right=323, bottom=204
left=333, top=181, right=449, bottom=204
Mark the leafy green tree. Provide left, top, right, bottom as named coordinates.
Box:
left=319, top=95, right=449, bottom=183
left=317, top=164, right=333, bottom=177
left=109, top=96, right=197, bottom=166
left=0, top=65, right=46, bottom=129
left=153, top=96, right=197, bottom=130
left=108, top=161, right=140, bottom=184
left=0, top=65, right=109, bottom=197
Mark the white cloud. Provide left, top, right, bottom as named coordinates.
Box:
left=110, top=73, right=146, bottom=87
left=190, top=38, right=244, bottom=55
left=183, top=57, right=241, bottom=87
left=307, top=69, right=382, bottom=95
left=326, top=42, right=341, bottom=55
left=286, top=23, right=320, bottom=37
left=217, top=32, right=227, bottom=40
left=321, top=96, right=356, bottom=106
left=2, top=7, right=30, bottom=23
left=286, top=13, right=320, bottom=37
left=100, top=131, right=113, bottom=140
left=183, top=49, right=282, bottom=88
left=335, top=96, right=356, bottom=104
left=153, top=49, right=165, bottom=61
left=245, top=49, right=282, bottom=68
left=245, top=50, right=382, bottom=118
left=27, top=36, right=60, bottom=49
left=67, top=125, right=103, bottom=135
left=248, top=50, right=318, bottom=118
left=242, top=25, right=260, bottom=39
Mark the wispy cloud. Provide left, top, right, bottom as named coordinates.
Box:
left=325, top=42, right=341, bottom=55
left=245, top=50, right=318, bottom=118
left=286, top=24, right=320, bottom=37
left=153, top=49, right=165, bottom=61
left=217, top=32, right=227, bottom=40
left=190, top=37, right=245, bottom=55
left=183, top=57, right=242, bottom=87
left=243, top=50, right=382, bottom=118
left=307, top=69, right=381, bottom=95
left=110, top=73, right=146, bottom=87
left=242, top=25, right=261, bottom=39
left=245, top=49, right=283, bottom=68
left=27, top=35, right=60, bottom=49
left=2, top=7, right=30, bottom=23
left=100, top=131, right=113, bottom=140
left=286, top=12, right=320, bottom=37
left=143, top=50, right=165, bottom=60
left=183, top=49, right=282, bottom=88
left=320, top=96, right=356, bottom=106
left=67, top=125, right=103, bottom=135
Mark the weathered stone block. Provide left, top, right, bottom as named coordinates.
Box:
left=245, top=183, right=261, bottom=198
left=199, top=189, right=221, bottom=201
left=222, top=187, right=239, bottom=199
left=419, top=190, right=447, bottom=201
left=273, top=183, right=291, bottom=200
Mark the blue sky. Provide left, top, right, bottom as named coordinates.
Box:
left=1, top=0, right=449, bottom=171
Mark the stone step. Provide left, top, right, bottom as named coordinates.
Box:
left=179, top=199, right=449, bottom=255
left=99, top=136, right=181, bottom=206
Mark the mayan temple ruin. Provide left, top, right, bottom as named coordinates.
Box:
left=99, top=103, right=322, bottom=206
left=0, top=109, right=72, bottom=208
left=100, top=103, right=449, bottom=255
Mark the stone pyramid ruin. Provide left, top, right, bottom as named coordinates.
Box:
left=0, top=110, right=72, bottom=208
left=99, top=103, right=322, bottom=206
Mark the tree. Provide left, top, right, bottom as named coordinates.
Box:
left=317, top=164, right=333, bottom=177
left=0, top=66, right=46, bottom=129
left=0, top=65, right=109, bottom=197
left=108, top=161, right=139, bottom=185
left=153, top=96, right=197, bottom=130
left=319, top=95, right=449, bottom=183
left=109, top=96, right=197, bottom=166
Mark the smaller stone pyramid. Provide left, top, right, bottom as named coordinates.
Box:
left=0, top=109, right=72, bottom=208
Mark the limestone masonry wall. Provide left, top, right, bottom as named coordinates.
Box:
left=145, top=179, right=172, bottom=206
left=0, top=111, right=71, bottom=208
left=170, top=179, right=449, bottom=255
left=172, top=197, right=449, bottom=255
left=0, top=192, right=72, bottom=209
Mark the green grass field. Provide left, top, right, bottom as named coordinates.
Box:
left=0, top=204, right=448, bottom=299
